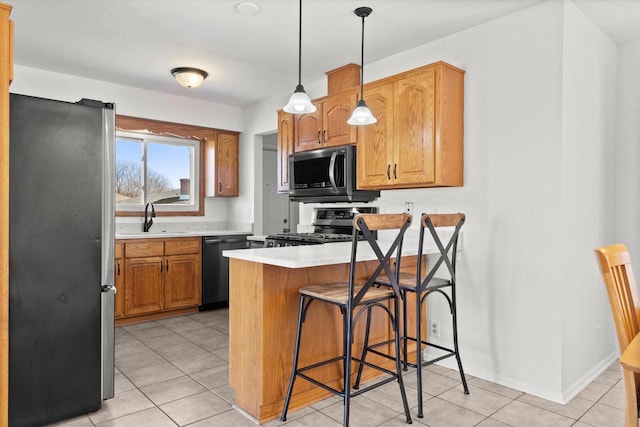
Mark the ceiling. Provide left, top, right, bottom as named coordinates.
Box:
left=8, top=0, right=640, bottom=107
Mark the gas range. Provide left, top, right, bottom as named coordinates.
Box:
left=265, top=207, right=378, bottom=247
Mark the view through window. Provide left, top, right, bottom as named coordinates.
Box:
left=115, top=132, right=200, bottom=212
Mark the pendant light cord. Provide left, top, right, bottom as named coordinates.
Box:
left=298, top=0, right=302, bottom=86
left=359, top=13, right=365, bottom=100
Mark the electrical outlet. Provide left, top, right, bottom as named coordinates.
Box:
left=404, top=202, right=414, bottom=216
left=429, top=320, right=440, bottom=338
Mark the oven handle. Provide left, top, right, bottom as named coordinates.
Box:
left=328, top=151, right=337, bottom=191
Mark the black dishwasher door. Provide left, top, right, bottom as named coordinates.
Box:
left=202, top=235, right=249, bottom=309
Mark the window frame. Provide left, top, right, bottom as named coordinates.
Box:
left=115, top=115, right=210, bottom=217
left=115, top=131, right=201, bottom=214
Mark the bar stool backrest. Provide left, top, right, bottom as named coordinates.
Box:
left=417, top=213, right=465, bottom=292
left=351, top=213, right=412, bottom=306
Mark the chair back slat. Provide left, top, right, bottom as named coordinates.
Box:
left=595, top=244, right=640, bottom=354
left=354, top=213, right=412, bottom=231
left=421, top=213, right=465, bottom=228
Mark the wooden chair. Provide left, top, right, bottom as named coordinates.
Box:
left=280, top=213, right=413, bottom=427
left=595, top=244, right=640, bottom=427
left=363, top=213, right=468, bottom=418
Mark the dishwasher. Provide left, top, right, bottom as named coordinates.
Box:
left=201, top=235, right=250, bottom=310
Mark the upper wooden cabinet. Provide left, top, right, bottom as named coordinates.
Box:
left=204, top=131, right=239, bottom=197
left=294, top=91, right=358, bottom=152
left=357, top=61, right=464, bottom=189
left=277, top=110, right=294, bottom=193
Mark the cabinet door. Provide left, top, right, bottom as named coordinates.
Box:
left=294, top=105, right=322, bottom=152
left=277, top=110, right=294, bottom=192
left=216, top=132, right=239, bottom=196
left=357, top=83, right=395, bottom=189
left=124, top=256, right=164, bottom=316
left=394, top=68, right=436, bottom=186
left=115, top=258, right=125, bottom=318
left=164, top=254, right=201, bottom=310
left=323, top=92, right=357, bottom=147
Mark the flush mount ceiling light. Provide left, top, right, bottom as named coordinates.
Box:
left=170, top=67, right=208, bottom=88
left=235, top=2, right=260, bottom=15
left=283, top=0, right=316, bottom=114
left=348, top=6, right=377, bottom=126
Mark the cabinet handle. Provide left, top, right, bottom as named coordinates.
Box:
left=317, top=131, right=321, bottom=144
left=322, top=129, right=326, bottom=143
left=219, top=182, right=222, bottom=192
left=166, top=260, right=169, bottom=272
left=117, top=262, right=120, bottom=276
left=160, top=261, right=163, bottom=272
left=387, top=164, right=391, bottom=180
left=394, top=163, right=397, bottom=179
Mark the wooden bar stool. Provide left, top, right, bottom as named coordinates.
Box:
left=280, top=213, right=414, bottom=427
left=361, top=213, right=469, bottom=419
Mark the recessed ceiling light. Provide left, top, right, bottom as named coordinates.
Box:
left=236, top=2, right=259, bottom=15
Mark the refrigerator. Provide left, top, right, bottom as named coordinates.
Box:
left=9, top=93, right=115, bottom=426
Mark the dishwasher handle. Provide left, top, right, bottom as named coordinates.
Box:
left=203, top=237, right=248, bottom=245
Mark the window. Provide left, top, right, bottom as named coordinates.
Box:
left=115, top=131, right=200, bottom=213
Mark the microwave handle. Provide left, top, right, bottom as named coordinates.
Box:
left=328, top=151, right=338, bottom=191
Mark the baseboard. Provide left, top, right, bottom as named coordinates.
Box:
left=423, top=348, right=619, bottom=404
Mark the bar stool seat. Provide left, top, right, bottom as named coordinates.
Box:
left=300, top=283, right=394, bottom=304
left=378, top=272, right=449, bottom=290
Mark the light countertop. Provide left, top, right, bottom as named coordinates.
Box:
left=115, top=230, right=252, bottom=240
left=223, top=235, right=451, bottom=269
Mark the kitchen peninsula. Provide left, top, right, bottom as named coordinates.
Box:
left=224, top=237, right=445, bottom=423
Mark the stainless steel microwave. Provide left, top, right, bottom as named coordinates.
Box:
left=288, top=145, right=379, bottom=203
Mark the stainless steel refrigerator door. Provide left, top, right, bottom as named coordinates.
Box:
left=101, top=105, right=116, bottom=400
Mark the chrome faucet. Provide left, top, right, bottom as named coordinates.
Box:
left=143, top=202, right=156, bottom=232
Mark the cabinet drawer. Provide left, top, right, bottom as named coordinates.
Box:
left=165, top=238, right=201, bottom=255
left=125, top=241, right=164, bottom=258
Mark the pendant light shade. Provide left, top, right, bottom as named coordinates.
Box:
left=171, top=67, right=208, bottom=88
left=348, top=7, right=376, bottom=126
left=283, top=0, right=316, bottom=114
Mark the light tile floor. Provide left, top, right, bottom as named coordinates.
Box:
left=49, top=308, right=625, bottom=427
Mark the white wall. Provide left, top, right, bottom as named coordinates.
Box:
left=10, top=65, right=245, bottom=228
left=615, top=40, right=640, bottom=267
left=559, top=1, right=618, bottom=399
left=239, top=0, right=631, bottom=402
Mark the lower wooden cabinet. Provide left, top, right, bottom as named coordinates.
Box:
left=115, top=237, right=202, bottom=323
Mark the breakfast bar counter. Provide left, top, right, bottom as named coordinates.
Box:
left=224, top=239, right=441, bottom=423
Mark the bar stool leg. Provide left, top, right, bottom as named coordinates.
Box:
left=416, top=292, right=425, bottom=418
left=393, top=297, right=413, bottom=424
left=451, top=284, right=469, bottom=394
left=343, top=310, right=353, bottom=427
left=402, top=289, right=409, bottom=371
left=280, top=295, right=307, bottom=421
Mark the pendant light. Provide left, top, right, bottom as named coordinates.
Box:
left=348, top=7, right=377, bottom=125
left=283, top=0, right=316, bottom=114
